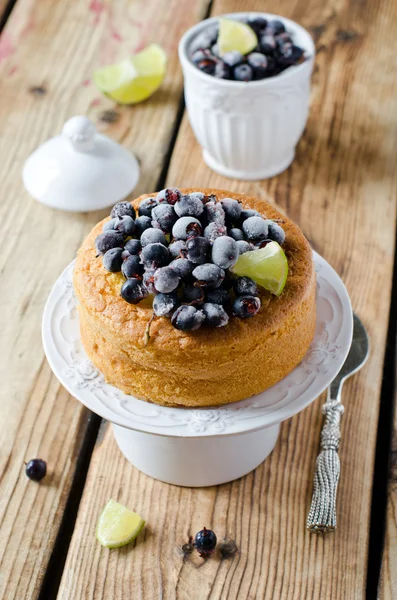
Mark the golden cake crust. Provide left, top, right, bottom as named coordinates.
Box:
left=74, top=189, right=316, bottom=407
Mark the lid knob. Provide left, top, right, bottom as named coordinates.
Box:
left=62, top=116, right=97, bottom=152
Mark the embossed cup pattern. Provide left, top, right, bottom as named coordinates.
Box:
left=179, top=13, right=315, bottom=180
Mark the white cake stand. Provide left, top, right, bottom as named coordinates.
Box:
left=42, top=253, right=352, bottom=487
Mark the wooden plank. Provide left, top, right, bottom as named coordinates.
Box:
left=57, top=0, right=397, bottom=597
left=0, top=0, right=210, bottom=598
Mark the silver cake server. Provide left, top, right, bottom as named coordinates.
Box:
left=307, top=313, right=369, bottom=533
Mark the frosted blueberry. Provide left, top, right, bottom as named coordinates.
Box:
left=205, top=200, right=225, bottom=225
left=183, top=285, right=205, bottom=305
left=95, top=231, right=124, bottom=255
left=232, top=295, right=261, bottom=318
left=186, top=236, right=210, bottom=264
left=151, top=204, right=177, bottom=233
left=211, top=236, right=239, bottom=269
left=102, top=247, right=123, bottom=272
left=156, top=188, right=182, bottom=205
left=242, top=216, right=269, bottom=241
left=203, top=303, right=229, bottom=327
left=236, top=240, right=252, bottom=255
left=154, top=267, right=180, bottom=293
left=204, top=222, right=227, bottom=243
left=221, top=198, right=242, bottom=223
left=111, top=201, right=136, bottom=220
left=113, top=215, right=136, bottom=237
left=140, top=227, right=167, bottom=247
left=103, top=218, right=117, bottom=232
left=172, top=217, right=202, bottom=240
left=171, top=305, right=205, bottom=331
left=205, top=287, right=230, bottom=305
left=266, top=221, right=286, bottom=245
left=153, top=292, right=180, bottom=317
left=223, top=50, right=244, bottom=67
left=121, top=279, right=148, bottom=304
left=233, top=276, right=258, bottom=297
left=141, top=243, right=169, bottom=267
left=169, top=258, right=194, bottom=278
left=192, top=263, right=225, bottom=287
left=121, top=255, right=143, bottom=278
left=139, top=197, right=158, bottom=217
left=168, top=240, right=187, bottom=259
left=135, top=216, right=152, bottom=236
left=124, top=239, right=142, bottom=255
left=228, top=228, right=244, bottom=241
left=175, top=194, right=204, bottom=218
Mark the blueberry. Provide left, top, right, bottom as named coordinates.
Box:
left=193, top=263, right=225, bottom=287
left=121, top=249, right=131, bottom=261
left=211, top=236, right=239, bottom=269
left=215, top=61, right=232, bottom=79
left=124, top=238, right=142, bottom=255
left=259, top=34, right=277, bottom=55
left=186, top=236, right=210, bottom=264
left=203, top=303, right=229, bottom=327
left=153, top=292, right=180, bottom=317
left=247, top=16, right=268, bottom=33
left=139, top=197, right=158, bottom=217
left=103, top=218, right=117, bottom=232
left=233, top=276, right=258, bottom=296
left=267, top=221, right=286, bottom=244
left=196, top=58, right=217, bottom=75
left=95, top=231, right=124, bottom=255
left=121, top=278, right=148, bottom=304
left=103, top=247, right=123, bottom=272
left=183, top=285, right=205, bottom=305
left=234, top=64, right=253, bottom=81
left=276, top=32, right=293, bottom=46
left=205, top=287, right=230, bottom=305
left=205, top=200, right=225, bottom=225
left=141, top=243, right=169, bottom=267
left=211, top=43, right=220, bottom=57
left=237, top=240, right=252, bottom=254
left=277, top=44, right=304, bottom=66
left=223, top=50, right=244, bottom=67
left=113, top=215, right=136, bottom=237
left=194, top=528, right=217, bottom=557
left=221, top=198, right=242, bottom=224
left=189, top=191, right=206, bottom=203
left=172, top=217, right=202, bottom=240
left=111, top=201, right=136, bottom=219
left=247, top=52, right=270, bottom=79
left=135, top=215, right=152, bottom=236
left=175, top=194, right=204, bottom=218
left=122, top=254, right=143, bottom=278
left=140, top=227, right=167, bottom=247
left=232, top=295, right=261, bottom=318
left=25, top=458, right=47, bottom=481
left=169, top=240, right=187, bottom=259
left=240, top=209, right=261, bottom=223
left=190, top=29, right=218, bottom=53
left=156, top=188, right=182, bottom=205
left=171, top=305, right=204, bottom=331
left=204, top=223, right=227, bottom=243
left=169, top=257, right=194, bottom=278
left=266, top=20, right=286, bottom=35
left=192, top=49, right=211, bottom=64
left=151, top=204, right=177, bottom=233
left=228, top=228, right=244, bottom=241
left=154, top=267, right=180, bottom=293
left=242, top=216, right=269, bottom=241
left=143, top=269, right=156, bottom=294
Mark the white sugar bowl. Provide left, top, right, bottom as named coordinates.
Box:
left=23, top=116, right=140, bottom=212
left=179, top=13, right=315, bottom=180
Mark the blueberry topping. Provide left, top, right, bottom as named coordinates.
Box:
left=172, top=217, right=202, bottom=240
left=139, top=197, right=158, bottom=217
left=228, top=228, right=244, bottom=241
left=124, top=238, right=142, bottom=255
left=223, top=50, right=244, bottom=67
left=154, top=267, right=180, bottom=293
left=111, top=201, right=136, bottom=220
left=171, top=305, right=205, bottom=331
left=103, top=218, right=117, bottom=232
left=194, top=527, right=217, bottom=557
left=211, top=236, right=239, bottom=269
left=242, top=216, right=269, bottom=241
left=103, top=247, right=123, bottom=272
left=204, top=222, right=227, bottom=243
left=192, top=263, right=225, bottom=287
left=25, top=458, right=47, bottom=481
left=135, top=215, right=152, bottom=236
left=233, top=276, right=258, bottom=296
left=156, top=188, right=182, bottom=205
left=234, top=64, right=253, bottom=81
left=232, top=295, right=261, bottom=318
left=141, top=243, right=169, bottom=268
left=175, top=194, right=204, bottom=218
left=151, top=204, right=177, bottom=233
left=121, top=278, right=148, bottom=304
left=205, top=200, right=225, bottom=225
left=267, top=221, right=286, bottom=244
left=113, top=215, right=136, bottom=237
left=169, top=257, right=194, bottom=278
left=169, top=240, right=187, bottom=259
left=183, top=284, right=205, bottom=305
left=95, top=230, right=124, bottom=255
left=140, top=227, right=167, bottom=247
left=205, top=287, right=230, bottom=305
left=221, top=198, right=242, bottom=223
left=236, top=240, right=252, bottom=254
left=186, top=236, right=210, bottom=264
left=203, top=303, right=229, bottom=327
left=153, top=292, right=180, bottom=317
left=122, top=254, right=144, bottom=278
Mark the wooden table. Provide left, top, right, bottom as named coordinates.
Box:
left=0, top=0, right=396, bottom=598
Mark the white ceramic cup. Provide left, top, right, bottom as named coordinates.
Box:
left=179, top=12, right=315, bottom=180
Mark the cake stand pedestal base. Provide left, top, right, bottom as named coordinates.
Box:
left=113, top=423, right=280, bottom=487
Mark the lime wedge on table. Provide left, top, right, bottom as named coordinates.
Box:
left=96, top=499, right=145, bottom=548
left=218, top=18, right=258, bottom=56
left=94, top=44, right=167, bottom=105
left=231, top=242, right=288, bottom=296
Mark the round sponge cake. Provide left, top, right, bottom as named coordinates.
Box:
left=73, top=189, right=316, bottom=407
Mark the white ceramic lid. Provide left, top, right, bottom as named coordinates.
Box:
left=22, top=116, right=140, bottom=212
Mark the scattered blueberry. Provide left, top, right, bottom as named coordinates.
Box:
left=153, top=292, right=180, bottom=317
left=122, top=254, right=143, bottom=278
left=139, top=197, right=158, bottom=218
left=234, top=64, right=253, bottom=81
left=203, top=303, right=229, bottom=327
left=169, top=240, right=187, bottom=259
left=175, top=194, right=204, bottom=218
left=223, top=50, right=244, bottom=67
left=169, top=257, right=194, bottom=278
left=172, top=217, right=202, bottom=240
left=204, top=222, right=227, bottom=243
left=242, top=216, right=269, bottom=241
left=186, top=236, right=210, bottom=264
left=140, top=227, right=167, bottom=247
left=25, top=458, right=47, bottom=481
left=95, top=230, right=124, bottom=255
left=193, top=263, right=225, bottom=287
left=111, top=201, right=136, bottom=220
left=183, top=285, right=205, bottom=305
left=267, top=221, right=286, bottom=244
left=124, top=239, right=142, bottom=255
left=154, top=267, right=180, bottom=293
left=171, top=305, right=205, bottom=331
left=205, top=287, right=230, bottom=305
left=103, top=247, right=123, bottom=272
left=236, top=240, right=252, bottom=254
left=135, top=215, right=152, bottom=236
left=205, top=200, right=225, bottom=225
left=233, top=276, right=258, bottom=296
left=228, top=228, right=244, bottom=241
left=141, top=243, right=169, bottom=268
left=121, top=278, right=148, bottom=304
left=113, top=215, right=136, bottom=237
left=221, top=198, right=242, bottom=223
left=232, top=295, right=261, bottom=318
left=151, top=204, right=177, bottom=233
left=156, top=188, right=182, bottom=205
left=194, top=527, right=217, bottom=557
left=103, top=218, right=117, bottom=232
left=212, top=236, right=239, bottom=269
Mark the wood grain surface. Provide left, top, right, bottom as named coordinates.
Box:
left=56, top=0, right=397, bottom=599
left=0, top=0, right=209, bottom=598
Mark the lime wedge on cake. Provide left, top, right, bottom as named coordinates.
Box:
left=218, top=18, right=258, bottom=56
left=96, top=499, right=145, bottom=548
left=94, top=44, right=167, bottom=104
left=231, top=241, right=288, bottom=296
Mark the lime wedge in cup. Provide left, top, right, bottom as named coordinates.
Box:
left=96, top=499, right=145, bottom=548
left=218, top=18, right=258, bottom=56
left=94, top=44, right=167, bottom=104
left=231, top=242, right=289, bottom=296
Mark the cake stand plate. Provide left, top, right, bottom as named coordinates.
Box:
left=43, top=253, right=353, bottom=487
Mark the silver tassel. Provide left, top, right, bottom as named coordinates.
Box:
left=307, top=398, right=344, bottom=533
